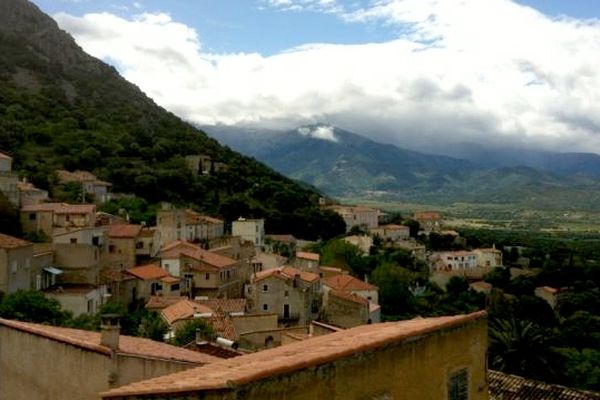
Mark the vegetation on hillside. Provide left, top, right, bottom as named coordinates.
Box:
left=0, top=3, right=344, bottom=240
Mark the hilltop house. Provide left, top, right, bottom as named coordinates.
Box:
left=21, top=203, right=96, bottom=238
left=0, top=233, right=34, bottom=294
left=323, top=274, right=380, bottom=324
left=232, top=217, right=265, bottom=248
left=413, top=211, right=443, bottom=233
left=370, top=224, right=410, bottom=241
left=328, top=205, right=379, bottom=232
left=293, top=251, right=320, bottom=272
left=156, top=204, right=224, bottom=247
left=56, top=169, right=112, bottom=204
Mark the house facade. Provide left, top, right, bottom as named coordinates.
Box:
left=232, top=217, right=265, bottom=248
left=0, top=151, right=19, bottom=206
left=0, top=234, right=34, bottom=294
left=247, top=266, right=321, bottom=326
left=21, top=203, right=96, bottom=237
left=328, top=205, right=378, bottom=232
left=413, top=211, right=443, bottom=233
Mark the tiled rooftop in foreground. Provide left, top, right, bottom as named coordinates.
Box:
left=102, top=311, right=486, bottom=398
left=0, top=318, right=218, bottom=365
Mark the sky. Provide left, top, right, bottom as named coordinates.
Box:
left=32, top=0, right=600, bottom=154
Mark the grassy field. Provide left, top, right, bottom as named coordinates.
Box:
left=339, top=197, right=600, bottom=233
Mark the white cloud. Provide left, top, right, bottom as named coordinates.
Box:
left=53, top=1, right=600, bottom=153
left=298, top=125, right=338, bottom=141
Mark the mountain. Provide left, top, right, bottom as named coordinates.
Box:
left=0, top=0, right=345, bottom=240
left=204, top=124, right=600, bottom=210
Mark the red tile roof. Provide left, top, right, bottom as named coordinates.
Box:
left=253, top=266, right=320, bottom=284
left=489, top=370, right=600, bottom=400
left=146, top=296, right=188, bottom=310
left=0, top=318, right=219, bottom=365
left=209, top=312, right=238, bottom=341
left=101, top=269, right=136, bottom=283
left=21, top=203, right=96, bottom=214
left=160, top=241, right=237, bottom=269
left=101, top=312, right=487, bottom=398
left=296, top=251, right=320, bottom=262
left=0, top=233, right=31, bottom=249
left=126, top=264, right=169, bottom=281
left=107, top=224, right=142, bottom=238
left=196, top=298, right=246, bottom=314
left=183, top=341, right=243, bottom=359
left=329, top=289, right=369, bottom=306
left=413, top=211, right=442, bottom=220
left=161, top=300, right=214, bottom=326
left=325, top=274, right=377, bottom=292
left=0, top=151, right=12, bottom=159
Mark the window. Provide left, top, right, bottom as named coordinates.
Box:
left=87, top=299, right=94, bottom=314
left=262, top=284, right=268, bottom=292
left=136, top=241, right=144, bottom=249
left=226, top=270, right=230, bottom=279
left=109, top=245, right=115, bottom=253
left=10, top=260, right=17, bottom=274
left=70, top=238, right=77, bottom=244
left=92, top=236, right=100, bottom=246
left=448, top=368, right=468, bottom=400
left=284, top=290, right=289, bottom=297
left=171, top=283, right=180, bottom=291
left=205, top=273, right=210, bottom=280
left=29, top=213, right=36, bottom=221
left=262, top=304, right=268, bottom=311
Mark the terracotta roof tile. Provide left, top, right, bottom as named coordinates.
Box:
left=0, top=233, right=30, bottom=249
left=489, top=370, right=600, bottom=400
left=413, top=211, right=442, bottom=220
left=0, top=318, right=219, bottom=365
left=296, top=251, right=320, bottom=262
left=145, top=296, right=188, bottom=310
left=101, top=311, right=487, bottom=398
left=126, top=264, right=169, bottom=281
left=253, top=266, right=319, bottom=284
left=209, top=312, right=238, bottom=341
left=21, top=203, right=96, bottom=214
left=324, top=274, right=377, bottom=292
left=196, top=299, right=246, bottom=314
left=0, top=151, right=12, bottom=159
left=160, top=241, right=237, bottom=269
left=161, top=300, right=214, bottom=326
left=182, top=341, right=243, bottom=359
left=101, top=269, right=136, bottom=283
left=329, top=289, right=369, bottom=306
left=108, top=224, right=142, bottom=238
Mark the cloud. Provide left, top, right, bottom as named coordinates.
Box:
left=53, top=1, right=600, bottom=153
left=261, top=0, right=344, bottom=14
left=298, top=125, right=338, bottom=141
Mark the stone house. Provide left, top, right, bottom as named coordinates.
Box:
left=159, top=241, right=242, bottom=298
left=323, top=274, right=380, bottom=323
left=185, top=210, right=225, bottom=242
left=16, top=180, right=49, bottom=207
left=0, top=233, right=34, bottom=294
left=328, top=205, right=379, bottom=232
left=106, top=224, right=143, bottom=269
left=0, top=316, right=219, bottom=400
left=100, top=311, right=489, bottom=400
left=156, top=205, right=224, bottom=247
left=413, top=211, right=443, bottom=233
left=56, top=169, right=112, bottom=204
left=474, top=247, right=503, bottom=268
left=135, top=226, right=160, bottom=260
left=342, top=235, right=373, bottom=256
left=232, top=217, right=265, bottom=248
left=370, top=224, right=410, bottom=241
left=247, top=266, right=321, bottom=326
left=432, top=250, right=478, bottom=272
left=323, top=289, right=370, bottom=328
left=125, top=264, right=181, bottom=305
left=21, top=203, right=96, bottom=238
left=293, top=251, right=320, bottom=272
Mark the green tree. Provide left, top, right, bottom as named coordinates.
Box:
left=173, top=319, right=215, bottom=346
left=0, top=290, right=69, bottom=325
left=371, top=261, right=417, bottom=318
left=0, top=191, right=20, bottom=235
left=138, top=311, right=169, bottom=342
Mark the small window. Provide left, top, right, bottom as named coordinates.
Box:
left=205, top=273, right=210, bottom=280
left=171, top=283, right=180, bottom=291
left=87, top=299, right=94, bottom=314
left=29, top=213, right=36, bottom=221
left=10, top=260, right=17, bottom=274
left=263, top=284, right=268, bottom=292
left=262, top=304, right=268, bottom=311
left=70, top=238, right=77, bottom=244
left=92, top=236, right=100, bottom=246
left=109, top=245, right=115, bottom=253
left=226, top=270, right=230, bottom=279
left=136, top=241, right=144, bottom=249
left=284, top=290, right=289, bottom=297
left=448, top=368, right=468, bottom=400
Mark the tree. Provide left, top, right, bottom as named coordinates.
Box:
left=0, top=191, right=20, bottom=235
left=138, top=311, right=169, bottom=342
left=371, top=261, right=418, bottom=318
left=489, top=318, right=559, bottom=381
left=0, top=290, right=69, bottom=325
left=173, top=319, right=215, bottom=346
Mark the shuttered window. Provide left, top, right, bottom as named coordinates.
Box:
left=448, top=368, right=468, bottom=400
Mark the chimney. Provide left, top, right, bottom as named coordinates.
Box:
left=100, top=314, right=120, bottom=351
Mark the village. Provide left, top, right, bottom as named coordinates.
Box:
left=0, top=149, right=590, bottom=399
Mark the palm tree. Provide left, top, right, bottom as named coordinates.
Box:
left=489, top=318, right=558, bottom=381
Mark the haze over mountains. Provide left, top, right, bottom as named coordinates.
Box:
left=204, top=124, right=600, bottom=210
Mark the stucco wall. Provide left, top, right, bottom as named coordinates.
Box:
left=0, top=326, right=200, bottom=400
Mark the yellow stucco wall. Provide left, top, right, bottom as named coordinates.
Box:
left=121, top=317, right=488, bottom=400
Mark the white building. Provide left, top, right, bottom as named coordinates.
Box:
left=232, top=217, right=265, bottom=248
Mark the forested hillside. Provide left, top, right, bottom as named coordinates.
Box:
left=0, top=0, right=344, bottom=239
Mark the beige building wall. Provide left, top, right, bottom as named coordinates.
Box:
left=0, top=327, right=200, bottom=400
left=0, top=245, right=34, bottom=294
left=130, top=317, right=488, bottom=400
left=45, top=287, right=107, bottom=316
left=21, top=209, right=53, bottom=237
left=232, top=219, right=265, bottom=248
left=324, top=294, right=369, bottom=328
left=106, top=237, right=137, bottom=269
